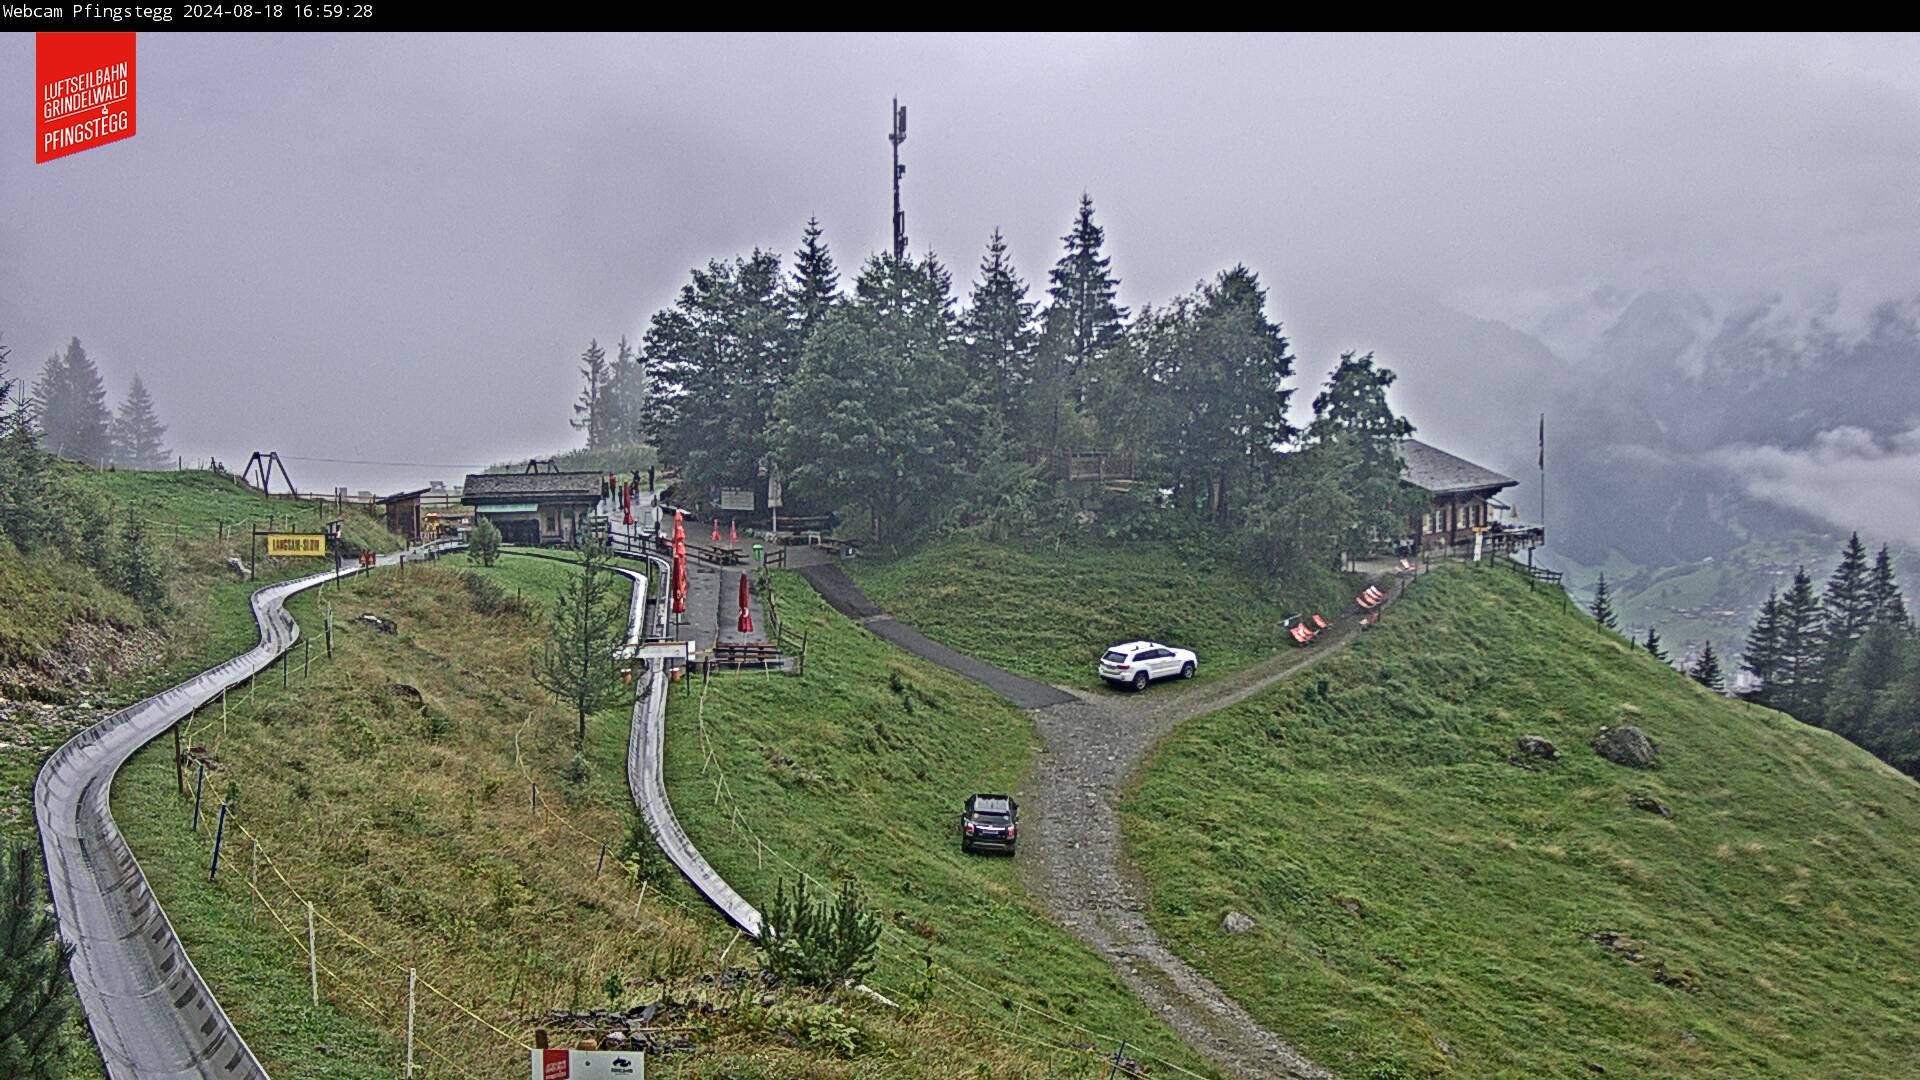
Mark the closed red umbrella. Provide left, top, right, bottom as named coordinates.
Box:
left=737, top=572, right=754, bottom=632
left=672, top=532, right=688, bottom=614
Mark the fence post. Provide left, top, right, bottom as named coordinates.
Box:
left=596, top=843, right=607, bottom=878
left=282, top=651, right=289, bottom=689
left=304, top=638, right=312, bottom=679
left=307, top=901, right=318, bottom=1006
left=405, top=968, right=417, bottom=1077
left=191, top=763, right=206, bottom=831
left=174, top=722, right=184, bottom=794
left=208, top=803, right=229, bottom=881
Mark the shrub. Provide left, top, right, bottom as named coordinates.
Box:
left=619, top=815, right=671, bottom=889
left=470, top=516, right=502, bottom=566
left=757, top=875, right=881, bottom=990
left=460, top=570, right=530, bottom=618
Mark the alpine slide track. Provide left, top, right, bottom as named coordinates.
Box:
left=35, top=528, right=1385, bottom=1079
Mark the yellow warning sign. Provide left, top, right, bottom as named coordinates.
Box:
left=265, top=533, right=327, bottom=558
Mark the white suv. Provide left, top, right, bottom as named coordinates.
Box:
left=1098, top=640, right=1198, bottom=691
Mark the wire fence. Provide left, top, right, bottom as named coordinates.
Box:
left=161, top=591, right=734, bottom=1080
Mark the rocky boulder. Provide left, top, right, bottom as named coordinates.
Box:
left=1592, top=725, right=1657, bottom=769
left=1514, top=735, right=1559, bottom=760
left=1221, top=911, right=1256, bottom=935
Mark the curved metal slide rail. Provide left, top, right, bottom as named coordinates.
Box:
left=34, top=545, right=443, bottom=1080
left=615, top=555, right=764, bottom=937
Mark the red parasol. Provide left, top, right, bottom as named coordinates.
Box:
left=737, top=572, right=754, bottom=632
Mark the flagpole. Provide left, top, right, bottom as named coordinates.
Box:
left=1538, top=412, right=1546, bottom=540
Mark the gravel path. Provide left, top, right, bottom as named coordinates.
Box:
left=800, top=562, right=1408, bottom=1079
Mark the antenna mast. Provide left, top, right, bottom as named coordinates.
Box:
left=889, top=97, right=908, bottom=259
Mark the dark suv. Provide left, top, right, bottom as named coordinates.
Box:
left=960, top=794, right=1018, bottom=854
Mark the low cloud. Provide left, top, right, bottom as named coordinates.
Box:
left=1710, top=425, right=1920, bottom=542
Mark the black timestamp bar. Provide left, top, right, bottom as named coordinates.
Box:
left=0, top=3, right=644, bottom=26
left=0, top=3, right=400, bottom=27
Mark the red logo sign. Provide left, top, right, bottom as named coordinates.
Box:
left=37, top=32, right=137, bottom=164
left=541, top=1049, right=570, bottom=1080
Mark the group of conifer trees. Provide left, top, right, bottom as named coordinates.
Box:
left=0, top=338, right=168, bottom=619
left=1591, top=539, right=1916, bottom=775
left=1740, top=534, right=1915, bottom=775
left=28, top=337, right=171, bottom=470
left=1590, top=574, right=1729, bottom=690
left=572, top=199, right=1420, bottom=564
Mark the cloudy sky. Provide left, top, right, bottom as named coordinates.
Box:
left=4, top=32, right=1918, bottom=495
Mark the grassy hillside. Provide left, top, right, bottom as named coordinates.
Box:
left=2, top=466, right=402, bottom=697
left=850, top=536, right=1350, bottom=688
left=116, top=554, right=1087, bottom=1078
left=1125, top=563, right=1920, bottom=1079
left=664, top=572, right=1222, bottom=1078
left=1, top=467, right=406, bottom=1080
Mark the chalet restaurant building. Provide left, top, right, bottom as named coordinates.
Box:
left=461, top=470, right=603, bottom=547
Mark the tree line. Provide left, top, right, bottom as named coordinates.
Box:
left=1738, top=534, right=1916, bottom=776
left=571, top=202, right=1422, bottom=571
left=0, top=337, right=168, bottom=619
left=1591, top=543, right=1916, bottom=776
left=28, top=336, right=171, bottom=470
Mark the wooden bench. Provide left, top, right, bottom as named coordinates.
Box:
left=706, top=642, right=784, bottom=671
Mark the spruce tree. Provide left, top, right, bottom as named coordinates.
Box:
left=1644, top=626, right=1667, bottom=662
left=646, top=250, right=793, bottom=488
left=1, top=843, right=77, bottom=1080
left=960, top=228, right=1038, bottom=443
left=531, top=537, right=630, bottom=743
left=1821, top=532, right=1874, bottom=674
left=570, top=339, right=612, bottom=450
left=1868, top=544, right=1907, bottom=627
left=1823, top=622, right=1907, bottom=745
left=1774, top=567, right=1826, bottom=719
left=0, top=335, right=13, bottom=436
left=1038, top=194, right=1127, bottom=440
left=772, top=254, right=982, bottom=545
left=597, top=336, right=649, bottom=449
left=0, top=343, right=56, bottom=553
left=34, top=338, right=111, bottom=464
left=109, top=375, right=170, bottom=469
left=116, top=513, right=167, bottom=618
left=1742, top=587, right=1784, bottom=703
left=1308, top=350, right=1411, bottom=553
left=469, top=516, right=501, bottom=567
left=1589, top=573, right=1618, bottom=631
left=1688, top=641, right=1725, bottom=692
left=790, top=217, right=840, bottom=335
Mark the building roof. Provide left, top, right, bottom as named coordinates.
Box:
left=1398, top=439, right=1518, bottom=495
left=462, top=471, right=603, bottom=502
left=375, top=488, right=429, bottom=504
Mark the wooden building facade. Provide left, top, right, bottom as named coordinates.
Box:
left=461, top=469, right=604, bottom=547
left=375, top=488, right=427, bottom=543
left=1400, top=438, right=1545, bottom=557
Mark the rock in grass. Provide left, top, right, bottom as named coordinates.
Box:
left=1628, top=793, right=1673, bottom=817
left=1222, top=910, right=1256, bottom=935
left=1592, top=725, right=1657, bottom=769
left=1515, top=735, right=1559, bottom=760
